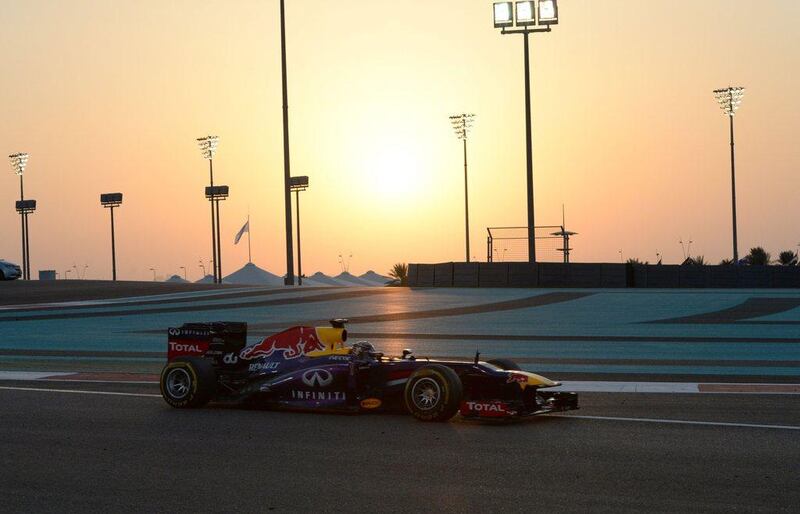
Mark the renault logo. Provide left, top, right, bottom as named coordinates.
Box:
left=302, top=368, right=333, bottom=388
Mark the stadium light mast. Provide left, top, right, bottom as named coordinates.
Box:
left=197, top=135, right=221, bottom=283
left=100, top=193, right=123, bottom=281
left=713, top=86, right=745, bottom=263
left=9, top=152, right=33, bottom=280
left=493, top=1, right=559, bottom=263
left=205, top=183, right=230, bottom=283
left=290, top=176, right=309, bottom=286
left=450, top=114, right=476, bottom=262
left=279, top=0, right=295, bottom=285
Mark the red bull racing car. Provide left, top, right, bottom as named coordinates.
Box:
left=160, top=320, right=578, bottom=422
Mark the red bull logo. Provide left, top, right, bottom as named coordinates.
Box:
left=507, top=373, right=528, bottom=384
left=240, top=327, right=325, bottom=360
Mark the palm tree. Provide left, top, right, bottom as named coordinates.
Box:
left=388, top=263, right=408, bottom=286
left=718, top=258, right=734, bottom=266
left=626, top=258, right=646, bottom=265
left=778, top=250, right=798, bottom=266
left=744, top=247, right=771, bottom=266
left=689, top=255, right=706, bottom=266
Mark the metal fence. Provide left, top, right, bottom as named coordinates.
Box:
left=486, top=226, right=573, bottom=263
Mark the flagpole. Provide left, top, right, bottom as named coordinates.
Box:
left=247, top=214, right=252, bottom=264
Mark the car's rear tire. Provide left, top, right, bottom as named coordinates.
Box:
left=0, top=271, right=5, bottom=281
left=487, top=358, right=521, bottom=371
left=404, top=364, right=462, bottom=422
left=160, top=357, right=216, bottom=408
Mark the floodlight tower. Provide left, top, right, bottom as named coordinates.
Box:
left=289, top=176, right=309, bottom=285
left=278, top=0, right=295, bottom=286
left=9, top=152, right=33, bottom=280
left=713, top=86, right=745, bottom=263
left=450, top=114, right=476, bottom=262
left=493, top=1, right=559, bottom=263
left=100, top=193, right=123, bottom=281
left=197, top=135, right=221, bottom=283
left=205, top=185, right=229, bottom=282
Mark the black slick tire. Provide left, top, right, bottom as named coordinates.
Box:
left=404, top=364, right=462, bottom=422
left=160, top=357, right=216, bottom=408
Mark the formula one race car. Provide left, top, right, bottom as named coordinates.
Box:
left=160, top=320, right=578, bottom=422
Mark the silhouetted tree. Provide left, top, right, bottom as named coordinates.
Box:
left=718, top=258, right=734, bottom=266
left=688, top=255, right=706, bottom=266
left=778, top=250, right=798, bottom=266
left=680, top=256, right=705, bottom=265
left=388, top=263, right=408, bottom=286
left=744, top=247, right=771, bottom=266
left=626, top=258, right=646, bottom=265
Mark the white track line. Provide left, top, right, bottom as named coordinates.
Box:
left=1, top=386, right=799, bottom=431
left=553, top=381, right=699, bottom=393
left=0, top=385, right=160, bottom=398
left=38, top=379, right=158, bottom=385
left=551, top=381, right=800, bottom=394
left=0, top=371, right=74, bottom=380
left=550, top=414, right=800, bottom=431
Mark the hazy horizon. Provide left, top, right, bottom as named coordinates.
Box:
left=2, top=0, right=799, bottom=280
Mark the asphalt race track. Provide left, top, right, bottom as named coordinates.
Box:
left=2, top=382, right=799, bottom=513
left=2, top=282, right=800, bottom=512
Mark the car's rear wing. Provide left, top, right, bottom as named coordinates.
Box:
left=167, top=321, right=247, bottom=361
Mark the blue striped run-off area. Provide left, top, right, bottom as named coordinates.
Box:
left=1, top=287, right=799, bottom=381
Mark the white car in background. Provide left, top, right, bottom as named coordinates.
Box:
left=0, top=260, right=22, bottom=281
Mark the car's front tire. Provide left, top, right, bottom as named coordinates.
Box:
left=404, top=364, right=462, bottom=422
left=160, top=357, right=216, bottom=408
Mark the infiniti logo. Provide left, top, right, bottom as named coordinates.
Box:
left=302, top=368, right=333, bottom=388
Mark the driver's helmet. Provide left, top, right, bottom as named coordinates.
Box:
left=351, top=341, right=376, bottom=359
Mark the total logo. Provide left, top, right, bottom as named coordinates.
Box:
left=169, top=342, right=204, bottom=353
left=464, top=401, right=506, bottom=413
left=167, top=341, right=209, bottom=359
left=460, top=401, right=513, bottom=417
left=302, top=368, right=333, bottom=388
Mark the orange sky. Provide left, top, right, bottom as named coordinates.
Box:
left=1, top=0, right=799, bottom=280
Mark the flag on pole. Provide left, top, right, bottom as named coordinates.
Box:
left=234, top=219, right=249, bottom=245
